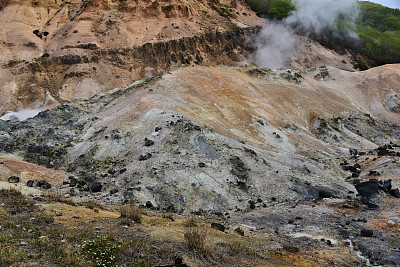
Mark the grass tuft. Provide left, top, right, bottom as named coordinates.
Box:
left=119, top=202, right=143, bottom=223
left=184, top=225, right=208, bottom=253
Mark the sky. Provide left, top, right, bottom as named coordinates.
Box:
left=366, top=0, right=400, bottom=9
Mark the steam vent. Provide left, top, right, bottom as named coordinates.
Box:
left=0, top=0, right=399, bottom=266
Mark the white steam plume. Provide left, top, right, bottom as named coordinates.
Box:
left=254, top=22, right=297, bottom=68
left=287, top=0, right=359, bottom=33
left=253, top=0, right=359, bottom=69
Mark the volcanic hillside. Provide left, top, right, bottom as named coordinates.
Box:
left=0, top=1, right=400, bottom=266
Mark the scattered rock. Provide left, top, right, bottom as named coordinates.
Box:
left=26, top=180, right=34, bottom=187
left=349, top=148, right=358, bottom=155
left=368, top=170, right=380, bottom=176
left=342, top=163, right=361, bottom=173
left=198, top=162, right=206, bottom=168
left=211, top=222, right=225, bottom=232
left=108, top=168, right=117, bottom=175
left=90, top=182, right=102, bottom=192
left=56, top=212, right=63, bottom=216
left=139, top=153, right=152, bottom=161
left=155, top=127, right=162, bottom=132
left=8, top=176, right=20, bottom=183
left=144, top=138, right=155, bottom=146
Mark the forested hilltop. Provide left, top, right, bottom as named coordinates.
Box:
left=245, top=0, right=400, bottom=68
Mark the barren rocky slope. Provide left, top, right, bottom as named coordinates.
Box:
left=0, top=0, right=400, bottom=266
left=1, top=63, right=400, bottom=265
left=2, top=63, right=400, bottom=208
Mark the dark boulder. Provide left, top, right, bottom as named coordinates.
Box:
left=248, top=200, right=256, bottom=209
left=317, top=187, right=338, bottom=199
left=382, top=179, right=392, bottom=193
left=8, top=176, right=20, bottom=183
left=108, top=168, right=117, bottom=174
left=342, top=163, right=361, bottom=173
left=26, top=180, right=34, bottom=187
left=144, top=138, right=154, bottom=147
left=355, top=180, right=382, bottom=198
left=90, top=182, right=102, bottom=192
left=211, top=222, right=225, bottom=232
left=198, top=162, right=206, bottom=168
left=145, top=201, right=154, bottom=208
left=377, top=146, right=396, bottom=156
left=37, top=180, right=51, bottom=189
left=349, top=148, right=358, bottom=155
left=389, top=188, right=400, bottom=198
left=360, top=229, right=373, bottom=237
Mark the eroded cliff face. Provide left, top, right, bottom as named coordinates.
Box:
left=0, top=0, right=260, bottom=113
left=1, top=28, right=258, bottom=109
